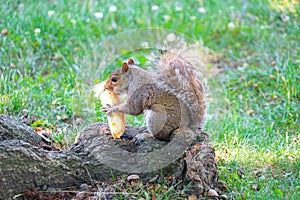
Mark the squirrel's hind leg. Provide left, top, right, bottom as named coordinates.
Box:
left=144, top=104, right=180, bottom=141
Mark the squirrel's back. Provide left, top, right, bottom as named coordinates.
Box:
left=152, top=51, right=207, bottom=131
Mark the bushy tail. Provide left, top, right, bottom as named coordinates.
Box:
left=152, top=46, right=209, bottom=130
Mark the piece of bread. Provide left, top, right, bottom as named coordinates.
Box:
left=100, top=90, right=125, bottom=138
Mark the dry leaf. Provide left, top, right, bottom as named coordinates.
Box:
left=1, top=29, right=8, bottom=36
left=187, top=194, right=197, bottom=200
left=127, top=174, right=140, bottom=181
left=207, top=189, right=219, bottom=196
left=10, top=63, right=16, bottom=68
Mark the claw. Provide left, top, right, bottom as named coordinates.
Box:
left=101, top=104, right=111, bottom=112
left=101, top=104, right=115, bottom=114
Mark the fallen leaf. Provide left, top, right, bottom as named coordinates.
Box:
left=188, top=194, right=197, bottom=200
left=247, top=109, right=255, bottom=115
left=127, top=174, right=140, bottom=181
left=269, top=101, right=275, bottom=105
left=271, top=61, right=276, bottom=66
left=253, top=83, right=259, bottom=88
left=10, top=63, right=16, bottom=68
left=148, top=175, right=159, bottom=183
left=207, top=189, right=219, bottom=197
left=269, top=74, right=276, bottom=80
left=1, top=29, right=8, bottom=36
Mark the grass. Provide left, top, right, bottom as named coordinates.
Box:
left=0, top=0, right=299, bottom=199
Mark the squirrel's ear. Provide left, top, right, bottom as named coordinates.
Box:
left=122, top=62, right=129, bottom=73
left=128, top=58, right=135, bottom=65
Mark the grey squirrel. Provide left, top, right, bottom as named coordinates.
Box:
left=102, top=49, right=207, bottom=141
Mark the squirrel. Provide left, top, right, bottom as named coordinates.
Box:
left=102, top=49, right=207, bottom=141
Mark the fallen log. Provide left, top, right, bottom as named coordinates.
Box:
left=0, top=114, right=220, bottom=198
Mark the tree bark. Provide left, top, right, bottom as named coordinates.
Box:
left=0, top=114, right=42, bottom=144
left=0, top=114, right=220, bottom=198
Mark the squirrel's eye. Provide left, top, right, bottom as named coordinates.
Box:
left=111, top=77, right=118, bottom=82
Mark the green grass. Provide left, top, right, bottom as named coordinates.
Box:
left=1, top=0, right=299, bottom=199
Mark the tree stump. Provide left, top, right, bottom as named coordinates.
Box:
left=0, top=114, right=221, bottom=198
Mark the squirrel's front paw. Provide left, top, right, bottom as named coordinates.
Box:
left=101, top=104, right=116, bottom=114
